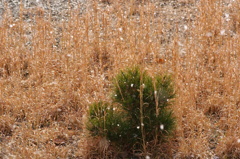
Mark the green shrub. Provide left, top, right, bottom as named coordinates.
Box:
left=87, top=101, right=132, bottom=148
left=87, top=66, right=176, bottom=154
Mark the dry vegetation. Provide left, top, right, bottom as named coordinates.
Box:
left=0, top=0, right=240, bottom=158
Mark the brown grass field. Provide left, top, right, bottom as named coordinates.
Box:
left=0, top=0, right=240, bottom=158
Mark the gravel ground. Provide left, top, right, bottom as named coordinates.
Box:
left=0, top=0, right=87, bottom=20
left=0, top=0, right=200, bottom=56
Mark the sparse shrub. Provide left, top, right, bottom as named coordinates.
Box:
left=87, top=101, right=131, bottom=148
left=87, top=67, right=176, bottom=156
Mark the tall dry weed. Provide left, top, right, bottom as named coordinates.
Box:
left=0, top=0, right=239, bottom=158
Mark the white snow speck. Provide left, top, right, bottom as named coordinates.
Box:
left=184, top=25, right=188, bottom=31
left=160, top=124, right=164, bottom=130
left=220, top=29, right=226, bottom=35
left=224, top=13, right=230, bottom=21
left=9, top=24, right=15, bottom=28
left=206, top=32, right=212, bottom=37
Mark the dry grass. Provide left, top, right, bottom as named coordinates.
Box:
left=0, top=0, right=239, bottom=158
